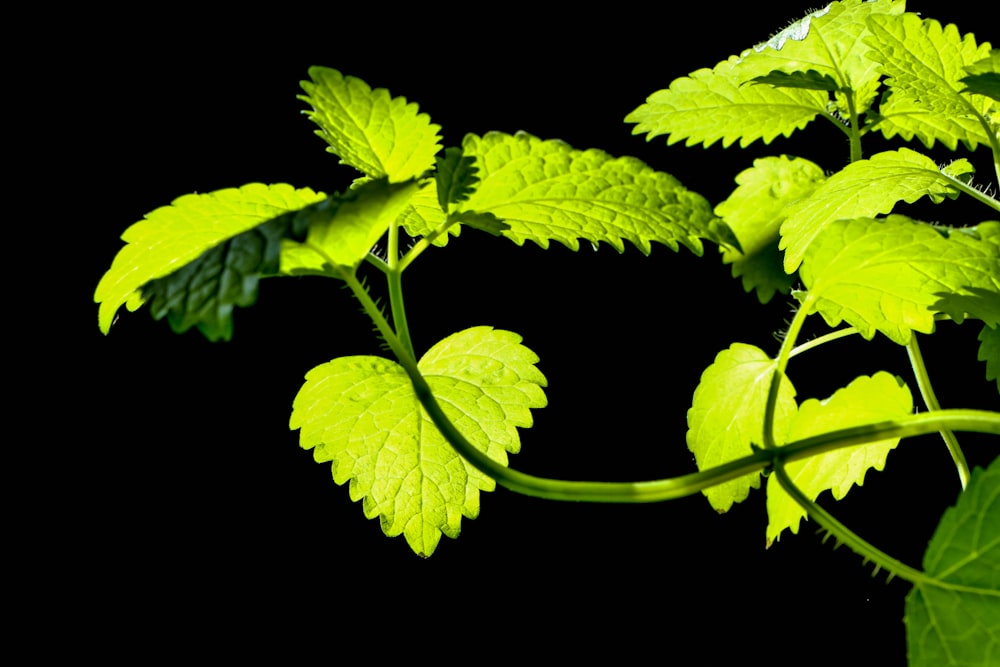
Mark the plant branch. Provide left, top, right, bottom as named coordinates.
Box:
left=906, top=335, right=970, bottom=489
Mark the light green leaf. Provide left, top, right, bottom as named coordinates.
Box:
left=627, top=0, right=903, bottom=147
left=781, top=148, right=973, bottom=273
left=866, top=13, right=996, bottom=150
left=686, top=343, right=797, bottom=512
left=961, top=50, right=1000, bottom=102
left=301, top=177, right=423, bottom=270
left=979, top=325, right=1000, bottom=393
left=905, top=458, right=1000, bottom=667
left=766, top=372, right=913, bottom=545
left=397, top=181, right=453, bottom=247
left=299, top=66, right=442, bottom=181
left=626, top=54, right=828, bottom=149
left=289, top=327, right=547, bottom=557
left=746, top=0, right=903, bottom=116
left=800, top=215, right=1000, bottom=345
left=95, top=183, right=325, bottom=335
left=716, top=155, right=826, bottom=303
left=459, top=131, right=735, bottom=255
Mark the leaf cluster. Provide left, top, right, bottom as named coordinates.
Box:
left=94, top=1, right=998, bottom=663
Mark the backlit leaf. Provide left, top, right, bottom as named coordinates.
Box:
left=95, top=183, right=325, bottom=337
left=781, top=148, right=973, bottom=273
left=289, top=327, right=546, bottom=557
left=716, top=155, right=826, bottom=303
left=865, top=12, right=996, bottom=150
left=960, top=50, right=1000, bottom=102
left=460, top=131, right=735, bottom=255
left=800, top=216, right=1000, bottom=345
left=687, top=343, right=797, bottom=512
left=299, top=66, right=442, bottom=181
left=766, top=372, right=913, bottom=545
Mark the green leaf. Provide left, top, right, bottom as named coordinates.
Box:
left=800, top=215, right=1000, bottom=345
left=299, top=66, right=442, bottom=181
left=866, top=12, right=997, bottom=150
left=627, top=0, right=903, bottom=147
left=766, top=372, right=913, bottom=545
left=300, top=177, right=423, bottom=270
left=686, top=343, right=797, bottom=513
left=979, top=325, right=1000, bottom=394
left=459, top=131, right=735, bottom=255
left=95, top=183, right=325, bottom=336
left=905, top=458, right=1000, bottom=667
left=716, top=155, right=826, bottom=303
left=960, top=50, right=1000, bottom=102
left=781, top=148, right=974, bottom=273
left=626, top=54, right=828, bottom=149
left=289, top=327, right=547, bottom=557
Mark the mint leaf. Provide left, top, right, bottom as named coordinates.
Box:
left=866, top=12, right=997, bottom=150
left=95, top=183, right=325, bottom=336
left=905, top=458, right=1000, bottom=667
left=300, top=177, right=423, bottom=270
left=626, top=54, right=828, bottom=149
left=979, top=325, right=1000, bottom=394
left=687, top=343, right=798, bottom=512
left=627, top=0, right=903, bottom=147
left=800, top=216, right=1000, bottom=345
left=716, top=155, right=826, bottom=302
left=781, top=148, right=973, bottom=273
left=751, top=0, right=903, bottom=115
left=299, top=66, right=442, bottom=181
left=960, top=50, right=1000, bottom=102
left=766, top=372, right=913, bottom=545
left=289, top=327, right=546, bottom=557
left=460, top=131, right=735, bottom=255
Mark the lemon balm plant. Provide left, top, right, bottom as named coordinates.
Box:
left=95, top=1, right=998, bottom=663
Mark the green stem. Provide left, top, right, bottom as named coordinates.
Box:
left=907, top=336, right=970, bottom=489
left=763, top=295, right=814, bottom=449
left=385, top=220, right=416, bottom=359
left=772, top=463, right=927, bottom=585
left=943, top=172, right=1000, bottom=215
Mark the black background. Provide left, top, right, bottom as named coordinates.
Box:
left=37, top=1, right=998, bottom=662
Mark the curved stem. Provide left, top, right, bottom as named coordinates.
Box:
left=772, top=463, right=926, bottom=585
left=907, top=336, right=970, bottom=489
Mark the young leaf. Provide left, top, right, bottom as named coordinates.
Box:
left=299, top=66, right=442, bottom=181
left=865, top=12, right=997, bottom=150
left=686, top=343, right=797, bottom=513
left=799, top=216, right=1000, bottom=345
left=980, top=325, right=1000, bottom=393
left=289, top=327, right=546, bottom=557
left=627, top=0, right=903, bottom=147
left=95, top=183, right=325, bottom=337
left=780, top=148, right=975, bottom=273
left=766, top=372, right=913, bottom=545
left=745, top=0, right=903, bottom=116
left=715, top=155, right=826, bottom=303
left=626, top=54, right=829, bottom=149
left=904, top=458, right=1000, bottom=667
left=960, top=49, right=1000, bottom=102
left=458, top=131, right=736, bottom=255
